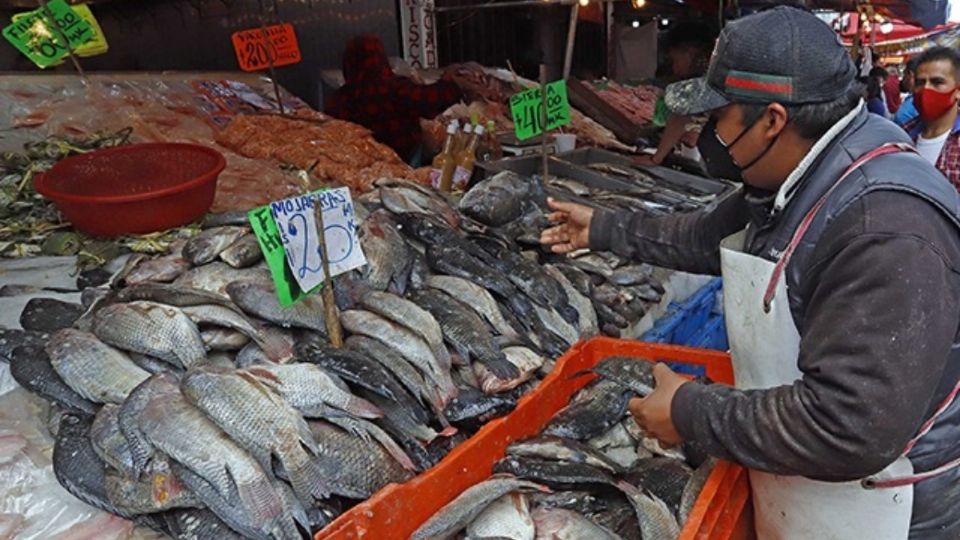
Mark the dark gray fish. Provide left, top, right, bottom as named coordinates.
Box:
left=530, top=507, right=624, bottom=540
left=408, top=289, right=519, bottom=383
left=8, top=345, right=98, bottom=416
left=160, top=509, right=246, bottom=540
left=493, top=456, right=619, bottom=491
left=543, top=379, right=633, bottom=440
left=47, top=329, right=151, bottom=404
left=344, top=335, right=445, bottom=418
left=379, top=182, right=460, bottom=228
left=629, top=282, right=664, bottom=303
left=182, top=226, right=248, bottom=265
left=124, top=256, right=191, bottom=286
left=442, top=386, right=516, bottom=426
left=609, top=264, right=655, bottom=286
left=424, top=275, right=521, bottom=339
left=458, top=170, right=531, bottom=227
left=594, top=300, right=630, bottom=330
left=618, top=481, right=682, bottom=540
left=590, top=356, right=657, bottom=397
left=0, top=329, right=47, bottom=364
left=307, top=420, right=414, bottom=499
left=359, top=387, right=447, bottom=445
left=410, top=475, right=549, bottom=540
left=679, top=457, right=718, bottom=525
left=220, top=234, right=264, bottom=268
left=202, top=210, right=250, bottom=229
left=359, top=210, right=413, bottom=291
left=481, top=245, right=578, bottom=325
left=425, top=244, right=517, bottom=300
left=227, top=280, right=327, bottom=334
left=90, top=404, right=137, bottom=477
left=52, top=413, right=133, bottom=518
left=507, top=436, right=623, bottom=475
left=589, top=496, right=642, bottom=540
left=359, top=290, right=452, bottom=373
left=19, top=298, right=83, bottom=333
left=625, top=457, right=693, bottom=518
left=104, top=463, right=203, bottom=515
left=527, top=490, right=609, bottom=515
left=554, top=264, right=593, bottom=297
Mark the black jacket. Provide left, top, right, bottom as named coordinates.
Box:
left=590, top=108, right=960, bottom=539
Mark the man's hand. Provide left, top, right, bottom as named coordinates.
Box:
left=540, top=198, right=594, bottom=254
left=629, top=363, right=689, bottom=447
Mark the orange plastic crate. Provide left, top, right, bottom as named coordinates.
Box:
left=315, top=337, right=753, bottom=540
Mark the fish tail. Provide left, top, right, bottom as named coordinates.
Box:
left=234, top=476, right=284, bottom=528
left=282, top=447, right=329, bottom=503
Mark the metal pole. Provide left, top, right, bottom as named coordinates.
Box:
left=37, top=0, right=86, bottom=82
left=563, top=3, right=579, bottom=80
left=540, top=64, right=549, bottom=182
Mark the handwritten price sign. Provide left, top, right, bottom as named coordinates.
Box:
left=270, top=187, right=366, bottom=293
left=2, top=0, right=94, bottom=68
left=509, top=80, right=572, bottom=141
left=231, top=23, right=301, bottom=72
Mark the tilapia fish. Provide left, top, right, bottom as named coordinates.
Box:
left=408, top=289, right=519, bottom=384
left=104, top=463, right=202, bottom=515
left=119, top=373, right=299, bottom=540
left=545, top=264, right=599, bottom=338
left=359, top=290, right=452, bottom=372
left=410, top=475, right=549, bottom=540
left=379, top=182, right=459, bottom=228
left=19, top=298, right=83, bottom=333
left=543, top=379, right=633, bottom=440
left=507, top=436, right=622, bottom=475
left=201, top=328, right=251, bottom=351
left=531, top=507, right=623, bottom=540
left=182, top=303, right=293, bottom=361
left=92, top=301, right=206, bottom=369
left=220, top=234, right=264, bottom=268
left=466, top=492, right=535, bottom=540
left=53, top=414, right=131, bottom=519
left=124, top=255, right=190, bottom=285
left=618, top=481, right=681, bottom=540
left=47, top=329, right=150, bottom=404
left=485, top=246, right=579, bottom=325
left=306, top=420, right=413, bottom=499
left=442, top=386, right=517, bottom=426
left=425, top=275, right=520, bottom=339
left=339, top=309, right=456, bottom=401
left=173, top=262, right=271, bottom=299
left=180, top=367, right=328, bottom=506
left=227, top=280, right=327, bottom=334
left=679, top=457, right=717, bottom=524
left=474, top=346, right=544, bottom=394
left=242, top=362, right=382, bottom=419
left=359, top=210, right=411, bottom=291
left=90, top=404, right=137, bottom=477
left=8, top=345, right=99, bottom=415
left=493, top=456, right=619, bottom=492
left=425, top=244, right=517, bottom=300
left=344, top=335, right=440, bottom=413
left=182, top=226, right=248, bottom=266
left=625, top=457, right=693, bottom=517
left=0, top=329, right=47, bottom=364
left=458, top=170, right=532, bottom=227
left=591, top=356, right=657, bottom=397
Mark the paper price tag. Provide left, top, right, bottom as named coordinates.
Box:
left=11, top=3, right=106, bottom=62
left=270, top=187, right=366, bottom=293
left=231, top=23, right=301, bottom=72
left=2, top=0, right=94, bottom=68
left=509, top=80, right=572, bottom=141
left=248, top=205, right=319, bottom=307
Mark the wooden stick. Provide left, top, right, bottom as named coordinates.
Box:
left=540, top=64, right=549, bottom=182
left=258, top=13, right=285, bottom=115
left=313, top=194, right=343, bottom=347
left=37, top=0, right=86, bottom=82
left=563, top=3, right=579, bottom=81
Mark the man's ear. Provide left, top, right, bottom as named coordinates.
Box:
left=763, top=103, right=790, bottom=140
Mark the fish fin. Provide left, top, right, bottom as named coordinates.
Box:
left=327, top=416, right=372, bottom=441
left=230, top=471, right=283, bottom=527
left=479, top=354, right=521, bottom=382
left=243, top=367, right=282, bottom=385
left=359, top=419, right=418, bottom=472
left=279, top=443, right=329, bottom=503
left=438, top=426, right=459, bottom=438
left=343, top=396, right=384, bottom=419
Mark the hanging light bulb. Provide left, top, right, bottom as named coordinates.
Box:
left=578, top=0, right=589, bottom=6
left=880, top=21, right=894, bottom=33
left=631, top=0, right=646, bottom=8
left=632, top=20, right=640, bottom=28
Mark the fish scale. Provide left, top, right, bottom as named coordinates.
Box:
left=425, top=275, right=520, bottom=340
left=360, top=291, right=452, bottom=372
left=307, top=421, right=413, bottom=499
left=242, top=362, right=382, bottom=419
left=180, top=367, right=328, bottom=507
left=92, top=301, right=206, bottom=369
left=227, top=280, right=327, bottom=334
left=90, top=404, right=137, bottom=477
left=46, top=329, right=150, bottom=404
left=344, top=335, right=445, bottom=418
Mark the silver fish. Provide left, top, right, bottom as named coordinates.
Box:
left=92, top=301, right=206, bottom=369
left=425, top=275, right=520, bottom=339
left=46, top=329, right=150, bottom=404
left=340, top=309, right=456, bottom=401
left=359, top=210, right=411, bottom=291
left=104, top=463, right=202, bottom=514
left=173, top=262, right=271, bottom=299
left=474, top=346, right=544, bottom=394
left=220, top=234, right=264, bottom=269
left=411, top=475, right=549, bottom=540
left=227, top=281, right=327, bottom=334
left=182, top=226, right=249, bottom=266
left=531, top=507, right=623, bottom=539
left=182, top=304, right=292, bottom=361
left=360, top=291, right=452, bottom=372
left=201, top=328, right=251, bottom=351
left=380, top=183, right=459, bottom=228
left=118, top=373, right=298, bottom=540
left=306, top=420, right=414, bottom=499
left=90, top=404, right=137, bottom=476
left=466, top=492, right=535, bottom=540
left=242, top=362, right=383, bottom=419
left=545, top=264, right=599, bottom=338
left=180, top=366, right=329, bottom=506
left=507, top=436, right=622, bottom=475
left=619, top=481, right=681, bottom=540
left=124, top=255, right=190, bottom=285
left=679, top=457, right=718, bottom=525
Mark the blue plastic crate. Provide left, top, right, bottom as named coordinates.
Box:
left=641, top=277, right=728, bottom=377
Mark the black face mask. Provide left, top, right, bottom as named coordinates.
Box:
left=697, top=115, right=780, bottom=183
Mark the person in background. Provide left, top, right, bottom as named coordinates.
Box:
left=879, top=66, right=903, bottom=114
left=325, top=35, right=462, bottom=166
left=896, top=58, right=920, bottom=126
left=866, top=76, right=887, bottom=116
left=905, top=47, right=960, bottom=191
left=636, top=21, right=716, bottom=166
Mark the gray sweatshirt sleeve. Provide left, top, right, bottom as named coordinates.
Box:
left=670, top=193, right=960, bottom=481
left=588, top=191, right=748, bottom=276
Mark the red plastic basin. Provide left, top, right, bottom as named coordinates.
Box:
left=34, top=142, right=226, bottom=237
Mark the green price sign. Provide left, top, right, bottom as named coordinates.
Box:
left=2, top=0, right=94, bottom=68
left=509, top=80, right=572, bottom=141
left=248, top=205, right=320, bottom=307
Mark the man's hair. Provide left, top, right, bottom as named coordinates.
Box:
left=738, top=82, right=864, bottom=140
left=869, top=66, right=889, bottom=80
left=905, top=58, right=919, bottom=75
left=915, top=46, right=960, bottom=80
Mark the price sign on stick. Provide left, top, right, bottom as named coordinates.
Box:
left=248, top=205, right=321, bottom=307
left=270, top=187, right=366, bottom=293
left=2, top=0, right=93, bottom=68
left=509, top=80, right=572, bottom=141
left=231, top=23, right=301, bottom=72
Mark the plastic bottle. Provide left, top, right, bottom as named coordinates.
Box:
left=431, top=121, right=459, bottom=192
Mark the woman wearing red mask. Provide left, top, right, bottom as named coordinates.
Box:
left=906, top=47, right=960, bottom=191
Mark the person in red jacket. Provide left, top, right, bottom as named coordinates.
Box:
left=326, top=36, right=462, bottom=165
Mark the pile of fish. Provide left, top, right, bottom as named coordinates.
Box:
left=0, top=175, right=672, bottom=539
left=412, top=357, right=717, bottom=540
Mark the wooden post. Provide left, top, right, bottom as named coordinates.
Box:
left=313, top=196, right=343, bottom=347
left=563, top=3, right=579, bottom=81
left=37, top=0, right=86, bottom=82
left=540, top=64, right=549, bottom=182
left=258, top=12, right=286, bottom=115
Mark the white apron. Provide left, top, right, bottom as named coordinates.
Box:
left=718, top=143, right=960, bottom=539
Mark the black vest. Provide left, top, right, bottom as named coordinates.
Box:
left=745, top=108, right=960, bottom=538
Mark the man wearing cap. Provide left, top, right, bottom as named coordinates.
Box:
left=541, top=7, right=960, bottom=539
